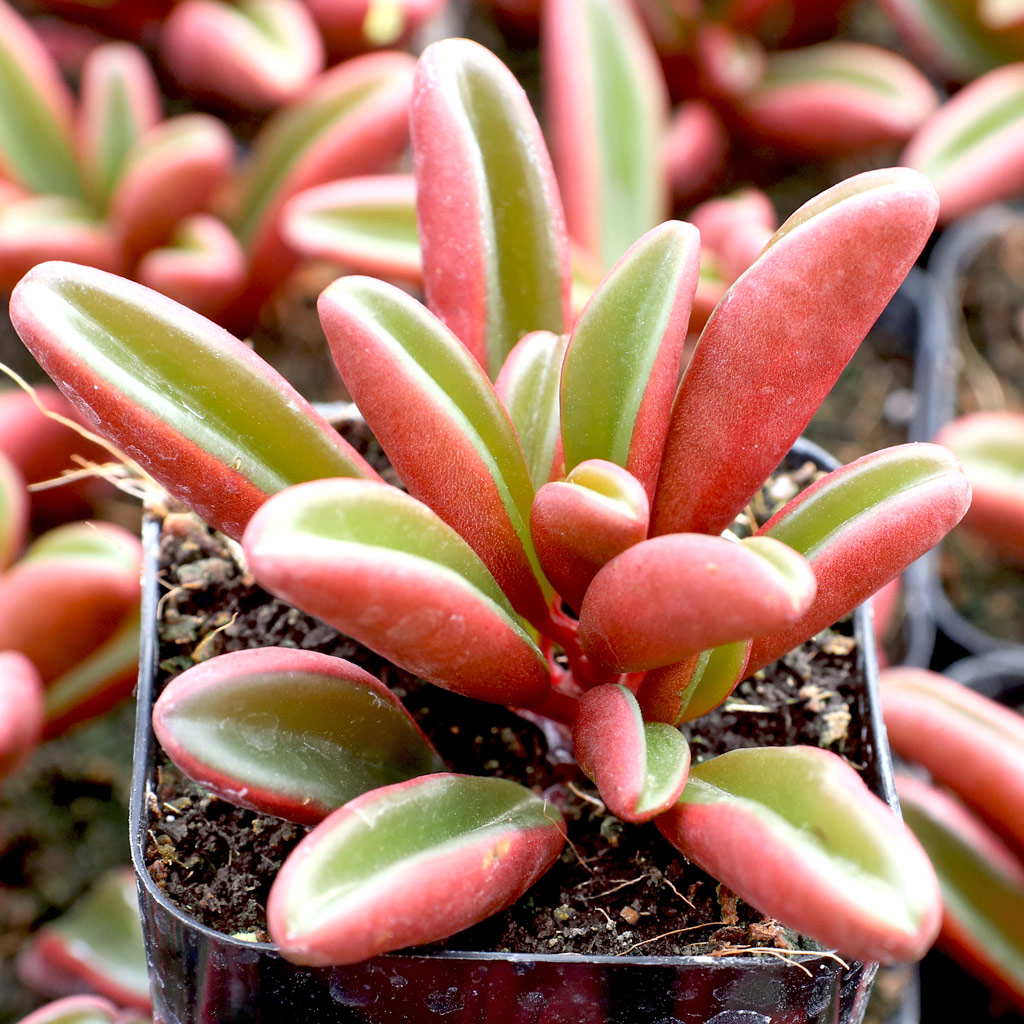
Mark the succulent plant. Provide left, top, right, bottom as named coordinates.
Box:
left=882, top=666, right=1024, bottom=1010
left=11, top=36, right=970, bottom=971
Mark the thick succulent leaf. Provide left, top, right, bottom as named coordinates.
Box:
left=43, top=606, right=139, bottom=738
left=579, top=533, right=815, bottom=672
left=560, top=221, right=700, bottom=498
left=573, top=683, right=689, bottom=822
left=11, top=262, right=377, bottom=540
left=0, top=1, right=83, bottom=199
left=243, top=478, right=551, bottom=706
left=0, top=521, right=141, bottom=684
left=76, top=42, right=161, bottom=210
left=933, top=410, right=1024, bottom=562
left=657, top=745, right=942, bottom=963
left=12, top=996, right=127, bottom=1024
left=134, top=213, right=247, bottom=323
left=881, top=666, right=1024, bottom=860
left=18, top=868, right=149, bottom=1011
left=160, top=0, right=324, bottom=109
left=0, top=196, right=121, bottom=292
left=411, top=38, right=571, bottom=376
left=267, top=773, right=565, bottom=965
left=734, top=42, right=938, bottom=156
left=283, top=174, right=421, bottom=284
left=897, top=773, right=1024, bottom=1009
left=318, top=275, right=552, bottom=627
left=530, top=459, right=649, bottom=613
left=0, top=650, right=44, bottom=778
left=637, top=640, right=752, bottom=726
left=651, top=168, right=939, bottom=538
left=747, top=443, right=972, bottom=674
left=0, top=449, right=27, bottom=569
left=903, top=63, right=1024, bottom=223
left=982, top=0, right=1024, bottom=30
left=543, top=0, right=669, bottom=270
left=494, top=330, right=568, bottom=490
left=109, top=113, right=235, bottom=259
left=232, top=50, right=414, bottom=297
left=154, top=647, right=445, bottom=825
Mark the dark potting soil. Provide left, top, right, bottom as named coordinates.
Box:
left=144, top=485, right=869, bottom=963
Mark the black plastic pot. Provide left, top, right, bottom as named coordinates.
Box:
left=130, top=440, right=898, bottom=1024
left=912, top=205, right=1024, bottom=668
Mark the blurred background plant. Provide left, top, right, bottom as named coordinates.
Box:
left=5, top=0, right=1024, bottom=1020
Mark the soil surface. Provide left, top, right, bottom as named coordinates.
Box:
left=144, top=454, right=875, bottom=962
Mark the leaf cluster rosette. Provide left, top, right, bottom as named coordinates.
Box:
left=0, top=0, right=414, bottom=327
left=11, top=36, right=969, bottom=970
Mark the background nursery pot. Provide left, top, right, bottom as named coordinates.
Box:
left=130, top=440, right=897, bottom=1024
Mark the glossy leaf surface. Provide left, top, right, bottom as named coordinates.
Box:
left=748, top=444, right=971, bottom=673
left=154, top=647, right=444, bottom=825
left=573, top=683, right=690, bottom=822
left=560, top=221, right=700, bottom=498
left=11, top=262, right=377, bottom=540
left=318, top=275, right=551, bottom=627
left=657, top=745, right=942, bottom=963
left=411, top=37, right=571, bottom=375
left=268, top=773, right=565, bottom=965
left=543, top=0, right=668, bottom=270
left=651, top=169, right=939, bottom=538
left=579, top=533, right=815, bottom=672
left=243, top=478, right=551, bottom=706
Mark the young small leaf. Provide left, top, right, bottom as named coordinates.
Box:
left=495, top=329, right=568, bottom=490
left=531, top=459, right=649, bottom=612
left=153, top=647, right=445, bottom=825
left=267, top=773, right=565, bottom=965
left=573, top=683, right=690, bottom=822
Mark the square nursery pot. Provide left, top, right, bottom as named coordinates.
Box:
left=911, top=204, right=1024, bottom=668
left=130, top=438, right=900, bottom=1024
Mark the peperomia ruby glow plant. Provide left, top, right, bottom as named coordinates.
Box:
left=11, top=36, right=968, bottom=972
